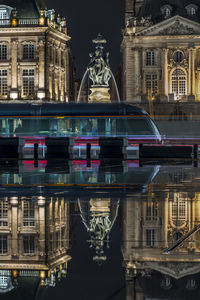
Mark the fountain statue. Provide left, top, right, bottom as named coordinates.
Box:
left=88, top=34, right=112, bottom=102
left=77, top=33, right=120, bottom=103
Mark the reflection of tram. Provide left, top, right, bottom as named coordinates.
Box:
left=0, top=103, right=161, bottom=142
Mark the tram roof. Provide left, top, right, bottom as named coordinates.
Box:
left=0, top=102, right=148, bottom=117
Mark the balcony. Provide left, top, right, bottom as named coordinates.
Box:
left=0, top=18, right=40, bottom=27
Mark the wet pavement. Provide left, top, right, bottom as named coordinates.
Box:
left=0, top=160, right=199, bottom=299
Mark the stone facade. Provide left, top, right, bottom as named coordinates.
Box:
left=122, top=166, right=200, bottom=299
left=0, top=0, right=75, bottom=102
left=122, top=0, right=200, bottom=104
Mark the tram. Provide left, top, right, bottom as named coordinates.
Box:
left=0, top=103, right=161, bottom=142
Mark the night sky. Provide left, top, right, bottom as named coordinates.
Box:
left=46, top=0, right=124, bottom=78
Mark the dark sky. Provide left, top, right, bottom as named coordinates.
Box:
left=46, top=0, right=124, bottom=78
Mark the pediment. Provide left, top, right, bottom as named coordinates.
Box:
left=137, top=15, right=200, bottom=36
left=137, top=261, right=200, bottom=279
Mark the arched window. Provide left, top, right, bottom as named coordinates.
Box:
left=186, top=4, right=198, bottom=16
left=171, top=69, right=187, bottom=100
left=0, top=5, right=13, bottom=25
left=161, top=5, right=172, bottom=18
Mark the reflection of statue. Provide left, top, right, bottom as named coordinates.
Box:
left=88, top=34, right=111, bottom=87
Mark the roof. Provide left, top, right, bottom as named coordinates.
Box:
left=138, top=0, right=200, bottom=24
left=0, top=103, right=148, bottom=116
left=0, top=0, right=47, bottom=18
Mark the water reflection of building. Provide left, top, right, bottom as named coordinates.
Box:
left=0, top=196, right=72, bottom=293
left=123, top=191, right=200, bottom=299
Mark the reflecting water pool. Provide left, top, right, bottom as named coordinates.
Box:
left=0, top=162, right=200, bottom=299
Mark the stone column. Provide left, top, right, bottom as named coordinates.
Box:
left=192, top=49, right=196, bottom=96
left=163, top=195, right=169, bottom=247
left=38, top=39, right=45, bottom=99
left=38, top=197, right=46, bottom=256
left=123, top=43, right=135, bottom=102
left=10, top=197, right=18, bottom=256
left=134, top=48, right=141, bottom=97
left=161, top=48, right=169, bottom=102
left=10, top=40, right=18, bottom=99
left=188, top=48, right=195, bottom=101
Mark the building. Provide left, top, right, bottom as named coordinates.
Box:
left=0, top=0, right=75, bottom=103
left=122, top=0, right=200, bottom=104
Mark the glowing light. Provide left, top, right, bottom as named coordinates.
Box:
left=11, top=19, right=17, bottom=27
left=39, top=17, right=45, bottom=26
left=37, top=91, right=45, bottom=100
left=10, top=92, right=18, bottom=100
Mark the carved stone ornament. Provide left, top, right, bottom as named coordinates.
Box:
left=137, top=261, right=200, bottom=279
left=159, top=20, right=196, bottom=35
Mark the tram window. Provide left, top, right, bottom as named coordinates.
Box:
left=126, top=118, right=154, bottom=135
left=116, top=119, right=127, bottom=135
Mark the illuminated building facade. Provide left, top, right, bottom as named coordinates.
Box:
left=0, top=196, right=72, bottom=292
left=0, top=0, right=74, bottom=102
left=122, top=0, right=200, bottom=103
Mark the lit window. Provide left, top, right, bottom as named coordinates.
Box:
left=23, top=69, right=34, bottom=96
left=0, top=235, right=7, bottom=253
left=0, top=200, right=8, bottom=226
left=171, top=193, right=187, bottom=227
left=146, top=51, right=155, bottom=66
left=146, top=74, right=158, bottom=95
left=146, top=229, right=155, bottom=247
left=23, top=202, right=35, bottom=226
left=171, top=69, right=186, bottom=100
left=23, top=44, right=34, bottom=60
left=186, top=5, right=198, bottom=16
left=23, top=236, right=35, bottom=254
left=161, top=5, right=172, bottom=18
left=0, top=45, right=7, bottom=60
left=160, top=276, right=172, bottom=290
left=0, top=70, right=7, bottom=96
left=0, top=9, right=8, bottom=25
left=165, top=8, right=171, bottom=17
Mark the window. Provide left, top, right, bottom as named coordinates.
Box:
left=146, top=74, right=158, bottom=95
left=146, top=201, right=158, bottom=221
left=146, top=229, right=155, bottom=247
left=23, top=44, right=34, bottom=59
left=171, top=193, right=187, bottom=227
left=164, top=8, right=171, bottom=17
left=23, top=236, right=35, bottom=254
left=173, top=51, right=183, bottom=63
left=146, top=51, right=155, bottom=66
left=23, top=202, right=35, bottom=226
left=186, top=5, right=198, bottom=16
left=0, top=45, right=7, bottom=60
left=0, top=200, right=8, bottom=226
left=23, top=69, right=34, bottom=96
left=161, top=5, right=172, bottom=18
left=0, top=9, right=8, bottom=25
left=0, top=70, right=7, bottom=96
left=0, top=235, right=7, bottom=253
left=171, top=69, right=186, bottom=100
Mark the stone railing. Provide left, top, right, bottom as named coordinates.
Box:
left=18, top=18, right=39, bottom=25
